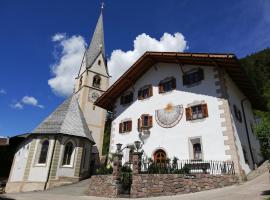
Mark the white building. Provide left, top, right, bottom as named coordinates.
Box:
left=6, top=10, right=109, bottom=193
left=95, top=52, right=266, bottom=176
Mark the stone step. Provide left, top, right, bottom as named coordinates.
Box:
left=247, top=160, right=269, bottom=181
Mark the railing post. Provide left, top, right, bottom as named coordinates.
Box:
left=132, top=152, right=142, bottom=174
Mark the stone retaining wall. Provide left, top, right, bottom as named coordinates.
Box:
left=88, top=175, right=120, bottom=198
left=131, top=174, right=238, bottom=198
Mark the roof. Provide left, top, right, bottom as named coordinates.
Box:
left=85, top=12, right=105, bottom=68
left=95, top=51, right=267, bottom=111
left=32, top=95, right=95, bottom=143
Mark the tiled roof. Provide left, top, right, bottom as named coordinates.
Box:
left=95, top=51, right=267, bottom=111
left=32, top=95, right=94, bottom=143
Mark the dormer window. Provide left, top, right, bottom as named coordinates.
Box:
left=120, top=91, right=133, bottom=105
left=159, top=77, right=176, bottom=93
left=138, top=85, right=153, bottom=100
left=93, top=75, right=101, bottom=88
left=185, top=103, right=208, bottom=121
left=183, top=68, right=204, bottom=86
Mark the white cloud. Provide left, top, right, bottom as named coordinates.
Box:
left=52, top=33, right=66, bottom=42
left=108, top=32, right=188, bottom=83
left=10, top=102, right=23, bottom=110
left=48, top=33, right=86, bottom=97
left=21, top=96, right=44, bottom=108
left=0, top=89, right=6, bottom=95
left=22, top=96, right=38, bottom=106
left=47, top=32, right=187, bottom=96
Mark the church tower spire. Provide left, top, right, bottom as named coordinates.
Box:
left=85, top=11, right=105, bottom=68
left=75, top=8, right=110, bottom=161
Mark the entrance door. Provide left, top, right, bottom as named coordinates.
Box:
left=154, top=149, right=166, bottom=164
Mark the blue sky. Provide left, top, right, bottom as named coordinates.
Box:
left=0, top=0, right=269, bottom=137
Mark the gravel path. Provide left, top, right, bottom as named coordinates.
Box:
left=1, top=172, right=269, bottom=200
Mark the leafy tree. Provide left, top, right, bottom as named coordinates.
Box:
left=254, top=118, right=270, bottom=160
left=240, top=48, right=270, bottom=160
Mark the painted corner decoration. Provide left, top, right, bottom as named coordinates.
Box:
left=155, top=104, right=183, bottom=128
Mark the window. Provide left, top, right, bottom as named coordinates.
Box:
left=120, top=92, right=133, bottom=105
left=233, top=105, right=242, bottom=122
left=62, top=142, right=74, bottom=166
left=183, top=68, right=204, bottom=85
left=38, top=140, right=49, bottom=164
left=138, top=85, right=153, bottom=100
left=159, top=77, right=176, bottom=93
left=186, top=103, right=208, bottom=121
left=189, top=137, right=203, bottom=160
left=92, top=75, right=101, bottom=88
left=154, top=149, right=166, bottom=164
left=138, top=114, right=153, bottom=130
left=193, top=143, right=202, bottom=160
left=119, top=120, right=132, bottom=133
left=98, top=60, right=101, bottom=65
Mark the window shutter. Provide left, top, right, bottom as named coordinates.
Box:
left=202, top=103, right=208, bottom=118
left=138, top=89, right=142, bottom=100
left=120, top=96, right=124, bottom=105
left=149, top=85, right=153, bottom=97
left=185, top=107, right=192, bottom=121
left=172, top=77, right=176, bottom=89
left=148, top=115, right=153, bottom=127
left=119, top=123, right=123, bottom=133
left=137, top=118, right=141, bottom=131
left=183, top=74, right=188, bottom=85
left=128, top=121, right=132, bottom=131
left=198, top=68, right=204, bottom=80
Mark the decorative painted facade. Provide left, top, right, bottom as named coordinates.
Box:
left=95, top=52, right=266, bottom=176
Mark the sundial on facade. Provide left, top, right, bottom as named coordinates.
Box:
left=155, top=104, right=184, bottom=128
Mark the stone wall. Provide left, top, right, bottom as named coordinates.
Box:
left=131, top=174, right=238, bottom=198
left=88, top=175, right=120, bottom=198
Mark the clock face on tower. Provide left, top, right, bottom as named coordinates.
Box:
left=88, top=89, right=100, bottom=103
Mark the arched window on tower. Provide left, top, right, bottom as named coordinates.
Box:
left=92, top=75, right=101, bottom=88
left=62, top=141, right=74, bottom=166
left=38, top=140, right=49, bottom=164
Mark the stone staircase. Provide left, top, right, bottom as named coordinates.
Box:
left=247, top=160, right=269, bottom=181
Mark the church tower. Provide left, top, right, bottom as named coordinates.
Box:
left=74, top=11, right=109, bottom=158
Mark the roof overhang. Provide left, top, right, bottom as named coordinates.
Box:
left=95, top=52, right=268, bottom=111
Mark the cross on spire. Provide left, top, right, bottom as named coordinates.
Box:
left=101, top=1, right=104, bottom=10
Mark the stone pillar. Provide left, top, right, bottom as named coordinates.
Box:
left=113, top=153, right=123, bottom=180
left=132, top=152, right=142, bottom=174
left=112, top=153, right=123, bottom=196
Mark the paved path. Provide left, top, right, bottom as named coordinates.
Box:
left=1, top=172, right=269, bottom=200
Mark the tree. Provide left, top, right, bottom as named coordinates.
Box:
left=254, top=118, right=270, bottom=160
